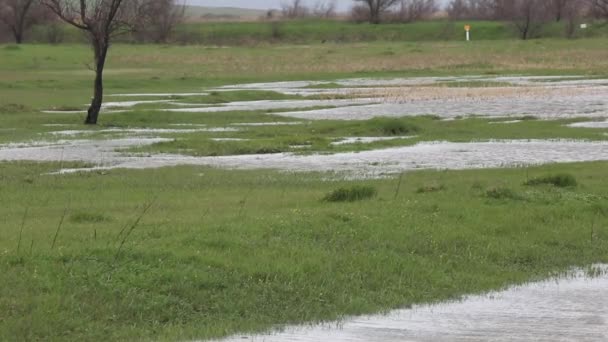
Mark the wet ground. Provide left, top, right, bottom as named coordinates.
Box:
left=2, top=138, right=608, bottom=177
left=42, top=76, right=608, bottom=120
left=215, top=265, right=608, bottom=342
left=6, top=75, right=606, bottom=176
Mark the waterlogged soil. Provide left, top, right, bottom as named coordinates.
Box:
left=2, top=139, right=608, bottom=177
left=23, top=75, right=608, bottom=176
left=47, top=127, right=240, bottom=136
left=42, top=76, right=608, bottom=120
left=214, top=265, right=608, bottom=342
left=568, top=121, right=608, bottom=129
left=161, top=99, right=376, bottom=113
left=277, top=87, right=608, bottom=120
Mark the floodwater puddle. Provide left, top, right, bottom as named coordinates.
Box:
left=43, top=76, right=608, bottom=121
left=230, top=122, right=305, bottom=127
left=330, top=136, right=414, bottom=145
left=276, top=90, right=608, bottom=120
left=107, top=92, right=209, bottom=97
left=213, top=265, right=608, bottom=342
left=568, top=121, right=608, bottom=129
left=46, top=127, right=239, bottom=136
left=3, top=139, right=608, bottom=178
left=161, top=99, right=375, bottom=113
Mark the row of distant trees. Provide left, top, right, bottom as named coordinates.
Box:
left=277, top=0, right=608, bottom=34
left=0, top=0, right=185, bottom=44
left=446, top=0, right=608, bottom=39
left=279, top=0, right=438, bottom=23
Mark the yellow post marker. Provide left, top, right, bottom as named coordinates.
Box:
left=465, top=25, right=471, bottom=41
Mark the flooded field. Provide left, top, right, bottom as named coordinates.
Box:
left=2, top=138, right=608, bottom=177
left=3, top=75, right=603, bottom=176
left=216, top=265, right=608, bottom=342
left=41, top=76, right=608, bottom=120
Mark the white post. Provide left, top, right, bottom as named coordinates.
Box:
left=466, top=31, right=470, bottom=41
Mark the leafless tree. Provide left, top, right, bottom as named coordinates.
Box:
left=135, top=0, right=185, bottom=43
left=281, top=0, right=310, bottom=19
left=392, top=0, right=437, bottom=22
left=545, top=0, right=571, bottom=22
left=0, top=0, right=43, bottom=43
left=313, top=0, right=337, bottom=18
left=504, top=0, right=547, bottom=40
left=353, top=0, right=400, bottom=24
left=447, top=0, right=495, bottom=20
left=588, top=0, right=608, bottom=18
left=42, top=0, right=137, bottom=125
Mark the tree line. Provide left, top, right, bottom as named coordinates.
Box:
left=2, top=0, right=607, bottom=125
left=279, top=0, right=608, bottom=30
left=0, top=0, right=185, bottom=45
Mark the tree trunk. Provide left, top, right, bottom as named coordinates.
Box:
left=370, top=8, right=380, bottom=24
left=11, top=27, right=23, bottom=44
left=85, top=39, right=109, bottom=125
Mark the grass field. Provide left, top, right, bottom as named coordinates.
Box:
left=2, top=39, right=608, bottom=110
left=1, top=38, right=608, bottom=341
left=21, top=19, right=608, bottom=46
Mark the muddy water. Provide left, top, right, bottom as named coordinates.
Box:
left=162, top=99, right=376, bottom=113
left=43, top=76, right=608, bottom=121
left=47, top=127, right=239, bottom=136
left=214, top=265, right=608, bottom=342
left=3, top=139, right=608, bottom=177
left=569, top=121, right=608, bottom=129
left=330, top=136, right=414, bottom=145
left=277, top=91, right=608, bottom=120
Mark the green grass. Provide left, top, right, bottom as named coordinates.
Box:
left=2, top=40, right=608, bottom=112
left=120, top=115, right=608, bottom=157
left=525, top=173, right=578, bottom=188
left=1, top=161, right=607, bottom=341
left=323, top=185, right=378, bottom=202
left=1, top=37, right=608, bottom=341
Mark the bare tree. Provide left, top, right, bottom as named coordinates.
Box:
left=353, top=0, right=400, bottom=24
left=392, top=0, right=437, bottom=22
left=135, top=0, right=185, bottom=43
left=545, top=0, right=570, bottom=22
left=42, top=0, right=137, bottom=125
left=281, top=0, right=309, bottom=19
left=0, top=0, right=41, bottom=43
left=313, top=0, right=337, bottom=18
left=505, top=0, right=547, bottom=40
left=588, top=0, right=608, bottom=18
left=447, top=0, right=495, bottom=20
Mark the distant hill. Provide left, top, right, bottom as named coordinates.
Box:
left=184, top=6, right=268, bottom=20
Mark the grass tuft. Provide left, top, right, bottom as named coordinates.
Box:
left=370, top=118, right=420, bottom=136
left=416, top=184, right=446, bottom=194
left=70, top=212, right=112, bottom=223
left=0, top=104, right=30, bottom=114
left=323, top=185, right=377, bottom=202
left=485, top=187, right=521, bottom=200
left=525, top=173, right=578, bottom=188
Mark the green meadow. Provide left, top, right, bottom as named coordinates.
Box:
left=1, top=35, right=608, bottom=341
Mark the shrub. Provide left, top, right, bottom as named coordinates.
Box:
left=323, top=185, right=377, bottom=202
left=370, top=118, right=420, bottom=136
left=416, top=184, right=446, bottom=193
left=486, top=187, right=520, bottom=200
left=525, top=174, right=577, bottom=188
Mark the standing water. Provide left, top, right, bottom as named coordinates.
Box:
left=214, top=266, right=608, bottom=342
